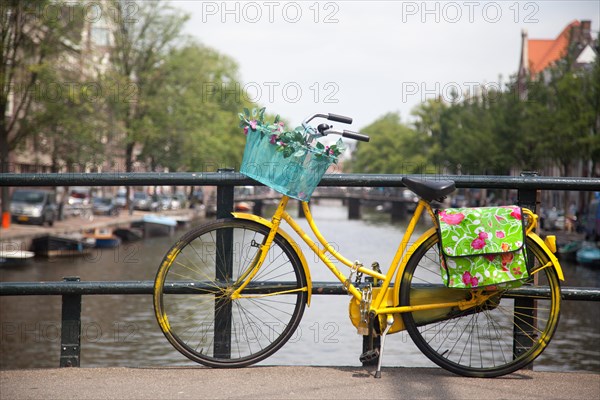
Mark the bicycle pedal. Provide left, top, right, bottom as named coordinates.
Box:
left=359, top=349, right=379, bottom=363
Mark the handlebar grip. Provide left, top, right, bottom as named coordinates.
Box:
left=343, top=130, right=370, bottom=142
left=327, top=113, right=353, bottom=124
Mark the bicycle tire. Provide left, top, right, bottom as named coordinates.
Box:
left=154, top=218, right=308, bottom=368
left=399, top=232, right=561, bottom=377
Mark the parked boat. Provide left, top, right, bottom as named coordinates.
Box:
left=30, top=235, right=94, bottom=258
left=235, top=202, right=252, bottom=212
left=174, top=215, right=192, bottom=228
left=142, top=215, right=177, bottom=237
left=84, top=228, right=122, bottom=249
left=576, top=242, right=600, bottom=267
left=558, top=241, right=582, bottom=261
left=0, top=249, right=35, bottom=266
left=113, top=227, right=143, bottom=242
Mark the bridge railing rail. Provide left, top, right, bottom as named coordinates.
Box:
left=1, top=171, right=599, bottom=367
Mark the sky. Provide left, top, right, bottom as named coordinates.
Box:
left=170, top=0, right=599, bottom=129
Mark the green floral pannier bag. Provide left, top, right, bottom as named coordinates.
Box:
left=437, top=206, right=529, bottom=289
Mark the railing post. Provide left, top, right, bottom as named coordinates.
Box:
left=390, top=201, right=406, bottom=222
left=253, top=199, right=263, bottom=216
left=514, top=171, right=539, bottom=368
left=217, top=168, right=235, bottom=219
left=214, top=169, right=234, bottom=358
left=348, top=198, right=361, bottom=220
left=60, top=276, right=81, bottom=367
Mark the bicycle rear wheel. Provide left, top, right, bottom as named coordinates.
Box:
left=399, top=232, right=561, bottom=377
left=154, top=218, right=308, bottom=367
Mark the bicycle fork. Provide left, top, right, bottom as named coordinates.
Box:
left=231, top=197, right=290, bottom=299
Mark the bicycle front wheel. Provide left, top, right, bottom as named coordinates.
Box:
left=154, top=218, right=308, bottom=368
left=399, top=232, right=561, bottom=377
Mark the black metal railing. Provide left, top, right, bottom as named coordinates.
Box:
left=1, top=278, right=599, bottom=367
left=2, top=171, right=599, bottom=190
left=1, top=171, right=599, bottom=367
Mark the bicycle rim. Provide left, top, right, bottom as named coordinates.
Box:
left=399, top=233, right=561, bottom=377
left=154, top=219, right=307, bottom=367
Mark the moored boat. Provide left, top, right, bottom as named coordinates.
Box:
left=0, top=249, right=35, bottom=266
left=30, top=235, right=94, bottom=258
left=558, top=241, right=582, bottom=261
left=142, top=215, right=177, bottom=237
left=576, top=242, right=600, bottom=267
left=174, top=215, right=192, bottom=228
left=113, top=227, right=143, bottom=242
left=235, top=202, right=252, bottom=212
left=84, top=228, right=122, bottom=249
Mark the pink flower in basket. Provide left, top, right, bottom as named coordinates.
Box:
left=249, top=120, right=258, bottom=130
left=462, top=271, right=479, bottom=287
left=439, top=210, right=464, bottom=225
left=269, top=134, right=278, bottom=145
left=243, top=126, right=249, bottom=135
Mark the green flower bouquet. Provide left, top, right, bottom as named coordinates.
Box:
left=239, top=108, right=344, bottom=201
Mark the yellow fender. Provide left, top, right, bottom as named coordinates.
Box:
left=231, top=212, right=313, bottom=306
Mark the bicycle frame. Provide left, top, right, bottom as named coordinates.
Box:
left=231, top=195, right=487, bottom=317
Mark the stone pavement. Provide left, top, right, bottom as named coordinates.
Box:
left=1, top=366, right=599, bottom=400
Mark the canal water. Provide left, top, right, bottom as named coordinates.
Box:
left=1, top=201, right=599, bottom=372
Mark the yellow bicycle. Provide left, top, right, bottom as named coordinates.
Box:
left=153, top=113, right=563, bottom=378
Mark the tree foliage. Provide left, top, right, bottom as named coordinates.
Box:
left=104, top=0, right=190, bottom=172
left=1, top=0, right=84, bottom=212
left=350, top=112, right=429, bottom=174
left=139, top=44, right=250, bottom=172
left=351, top=44, right=599, bottom=179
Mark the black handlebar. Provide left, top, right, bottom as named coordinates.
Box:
left=327, top=113, right=353, bottom=124
left=342, top=130, right=370, bottom=142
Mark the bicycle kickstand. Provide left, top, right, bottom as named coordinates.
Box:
left=375, top=315, right=394, bottom=379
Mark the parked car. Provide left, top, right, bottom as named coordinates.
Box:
left=10, top=189, right=58, bottom=226
left=171, top=193, right=188, bottom=210
left=132, top=192, right=159, bottom=211
left=115, top=191, right=127, bottom=208
left=67, top=187, right=91, bottom=206
left=192, top=189, right=204, bottom=206
left=92, top=197, right=120, bottom=216
left=157, top=195, right=172, bottom=211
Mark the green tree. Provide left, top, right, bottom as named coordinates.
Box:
left=582, top=33, right=600, bottom=177
left=104, top=0, right=189, bottom=172
left=30, top=67, right=107, bottom=172
left=411, top=98, right=447, bottom=169
left=1, top=0, right=82, bottom=215
left=351, top=112, right=429, bottom=174
left=138, top=43, right=251, bottom=172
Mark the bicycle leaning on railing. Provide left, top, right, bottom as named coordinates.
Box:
left=153, top=111, right=564, bottom=378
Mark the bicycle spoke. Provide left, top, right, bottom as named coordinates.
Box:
left=401, top=232, right=560, bottom=377
left=154, top=219, right=307, bottom=367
